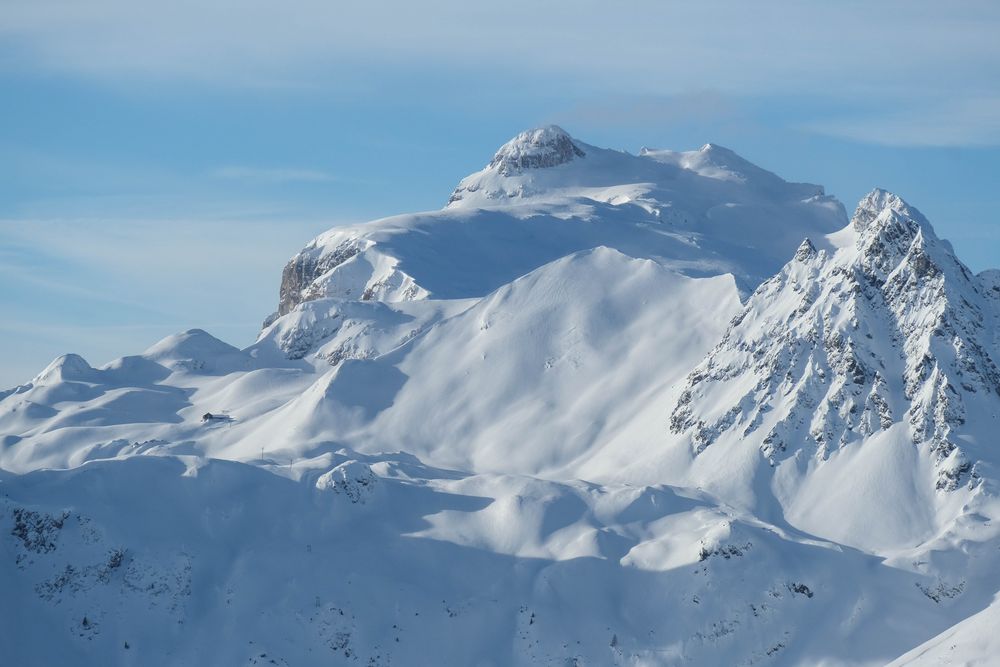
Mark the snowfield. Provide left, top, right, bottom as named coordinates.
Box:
left=3, top=126, right=999, bottom=665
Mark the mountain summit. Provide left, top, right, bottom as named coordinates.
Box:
left=3, top=129, right=1000, bottom=666
left=486, top=125, right=586, bottom=175
left=270, top=126, right=845, bottom=327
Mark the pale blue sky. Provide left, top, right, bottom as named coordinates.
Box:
left=2, top=0, right=999, bottom=387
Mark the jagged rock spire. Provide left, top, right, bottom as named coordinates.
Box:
left=670, top=189, right=1000, bottom=492
left=793, top=238, right=817, bottom=262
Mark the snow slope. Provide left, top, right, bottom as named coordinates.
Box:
left=4, top=452, right=993, bottom=667
left=3, top=127, right=1000, bottom=665
left=889, top=594, right=1000, bottom=666
left=236, top=247, right=743, bottom=476
left=0, top=247, right=739, bottom=477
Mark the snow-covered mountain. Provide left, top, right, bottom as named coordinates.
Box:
left=268, top=125, right=844, bottom=323
left=3, top=127, right=999, bottom=666
left=668, top=188, right=1000, bottom=551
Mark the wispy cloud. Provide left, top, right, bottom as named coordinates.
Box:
left=0, top=2, right=991, bottom=98
left=0, top=216, right=338, bottom=286
left=3, top=1, right=998, bottom=147
left=802, top=96, right=1000, bottom=148
left=555, top=92, right=741, bottom=129
left=0, top=214, right=350, bottom=384
left=211, top=166, right=338, bottom=185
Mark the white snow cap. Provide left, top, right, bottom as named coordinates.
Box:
left=851, top=187, right=930, bottom=234
left=487, top=125, right=585, bottom=176
left=32, top=353, right=95, bottom=385
left=143, top=328, right=241, bottom=362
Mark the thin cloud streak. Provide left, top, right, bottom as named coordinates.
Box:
left=211, top=166, right=338, bottom=184
left=3, top=1, right=998, bottom=147
left=555, top=92, right=741, bottom=129
left=0, top=215, right=342, bottom=384
left=802, top=96, right=1000, bottom=148
left=3, top=1, right=994, bottom=88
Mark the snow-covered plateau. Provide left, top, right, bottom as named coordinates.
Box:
left=3, top=126, right=999, bottom=665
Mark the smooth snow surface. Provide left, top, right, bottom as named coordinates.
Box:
left=3, top=128, right=1000, bottom=665
left=888, top=594, right=1000, bottom=666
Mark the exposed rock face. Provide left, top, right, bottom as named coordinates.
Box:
left=670, top=189, right=1000, bottom=491
left=258, top=131, right=590, bottom=326
left=448, top=125, right=585, bottom=204
left=270, top=239, right=364, bottom=324
left=315, top=460, right=378, bottom=504
left=487, top=125, right=586, bottom=176
left=264, top=234, right=427, bottom=333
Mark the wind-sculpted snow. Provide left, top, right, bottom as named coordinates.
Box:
left=3, top=452, right=996, bottom=666
left=4, top=128, right=1000, bottom=664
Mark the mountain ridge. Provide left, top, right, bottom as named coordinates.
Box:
left=2, top=127, right=999, bottom=665
left=268, top=127, right=845, bottom=329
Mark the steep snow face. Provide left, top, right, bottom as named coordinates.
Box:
left=268, top=127, right=846, bottom=325
left=668, top=189, right=1000, bottom=549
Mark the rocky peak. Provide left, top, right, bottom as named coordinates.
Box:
left=793, top=238, right=818, bottom=262
left=487, top=125, right=585, bottom=176
left=270, top=239, right=364, bottom=321
left=852, top=188, right=928, bottom=235
left=851, top=189, right=951, bottom=290
left=670, top=191, right=1000, bottom=492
